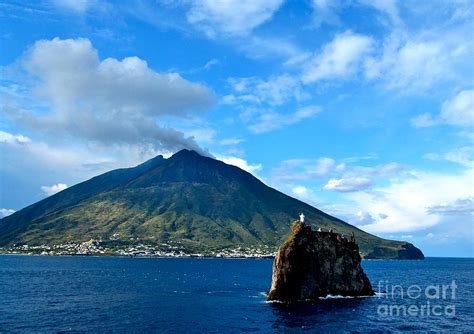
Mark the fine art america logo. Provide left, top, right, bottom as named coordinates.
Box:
left=377, top=280, right=457, bottom=317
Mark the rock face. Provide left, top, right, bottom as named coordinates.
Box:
left=268, top=221, right=374, bottom=302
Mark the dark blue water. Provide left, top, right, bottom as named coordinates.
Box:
left=0, top=256, right=472, bottom=333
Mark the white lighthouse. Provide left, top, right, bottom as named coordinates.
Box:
left=299, top=213, right=305, bottom=223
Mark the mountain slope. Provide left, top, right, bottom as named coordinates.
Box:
left=0, top=150, right=423, bottom=259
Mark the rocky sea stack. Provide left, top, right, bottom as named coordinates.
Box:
left=268, top=221, right=375, bottom=302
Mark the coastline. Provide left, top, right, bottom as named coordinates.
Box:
left=0, top=252, right=275, bottom=259
left=1, top=252, right=455, bottom=260
left=0, top=245, right=276, bottom=259
left=0, top=236, right=426, bottom=260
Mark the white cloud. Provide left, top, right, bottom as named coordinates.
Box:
left=185, top=127, right=216, bottom=144
left=305, top=3, right=472, bottom=93
left=183, top=58, right=220, bottom=74
left=366, top=39, right=444, bottom=90
left=23, top=38, right=213, bottom=116
left=0, top=130, right=169, bottom=205
left=314, top=157, right=336, bottom=175
left=427, top=197, right=474, bottom=216
left=425, top=146, right=474, bottom=168
left=284, top=52, right=312, bottom=67
left=227, top=74, right=308, bottom=106
left=225, top=73, right=318, bottom=133
left=310, top=0, right=342, bottom=27
left=270, top=157, right=401, bottom=187
left=302, top=31, right=374, bottom=83
left=4, top=37, right=214, bottom=155
left=440, top=90, right=474, bottom=126
left=41, top=183, right=68, bottom=196
left=0, top=133, right=112, bottom=173
left=245, top=105, right=321, bottom=133
left=364, top=27, right=473, bottom=93
left=443, top=147, right=474, bottom=168
left=186, top=0, right=283, bottom=37
left=412, top=90, right=474, bottom=128
left=0, top=208, right=15, bottom=218
left=350, top=169, right=474, bottom=233
left=292, top=185, right=309, bottom=197
left=356, top=211, right=376, bottom=225
left=268, top=157, right=471, bottom=241
left=287, top=184, right=323, bottom=206
left=324, top=177, right=372, bottom=192
left=322, top=162, right=404, bottom=192
left=202, top=58, right=219, bottom=70
left=218, top=156, right=262, bottom=174
left=0, top=131, right=31, bottom=144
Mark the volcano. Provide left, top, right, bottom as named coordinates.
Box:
left=0, top=149, right=424, bottom=259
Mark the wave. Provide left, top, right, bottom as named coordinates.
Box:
left=319, top=294, right=377, bottom=300
left=262, top=292, right=384, bottom=303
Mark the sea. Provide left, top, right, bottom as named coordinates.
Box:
left=0, top=256, right=472, bottom=333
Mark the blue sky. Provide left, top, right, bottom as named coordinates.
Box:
left=0, top=0, right=473, bottom=257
